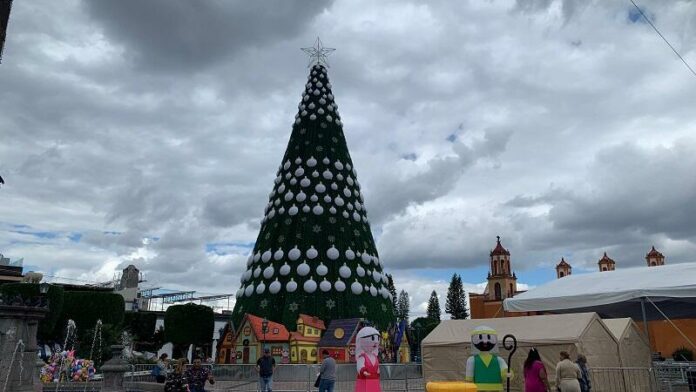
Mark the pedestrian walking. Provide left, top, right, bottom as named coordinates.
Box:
left=153, top=353, right=169, bottom=383
left=555, top=351, right=581, bottom=392
left=523, top=348, right=550, bottom=392
left=185, top=357, right=215, bottom=392
left=256, top=348, right=276, bottom=392
left=318, top=350, right=336, bottom=392
left=575, top=354, right=591, bottom=392
left=164, top=358, right=188, bottom=392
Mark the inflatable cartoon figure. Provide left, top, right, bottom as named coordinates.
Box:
left=465, top=326, right=511, bottom=391
left=355, top=326, right=381, bottom=392
left=281, top=348, right=290, bottom=364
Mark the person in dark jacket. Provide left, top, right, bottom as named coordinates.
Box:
left=164, top=359, right=188, bottom=392
left=256, top=348, right=276, bottom=392
left=576, top=354, right=591, bottom=392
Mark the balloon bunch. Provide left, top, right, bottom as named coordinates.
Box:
left=40, top=351, right=95, bottom=383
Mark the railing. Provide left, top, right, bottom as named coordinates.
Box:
left=652, top=361, right=696, bottom=392
left=121, top=363, right=424, bottom=392
left=588, top=367, right=657, bottom=392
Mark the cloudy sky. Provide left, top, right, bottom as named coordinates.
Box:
left=1, top=0, right=695, bottom=318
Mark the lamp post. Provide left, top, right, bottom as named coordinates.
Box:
left=261, top=318, right=269, bottom=351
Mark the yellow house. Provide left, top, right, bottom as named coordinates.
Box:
left=289, top=314, right=326, bottom=363
left=398, top=331, right=411, bottom=363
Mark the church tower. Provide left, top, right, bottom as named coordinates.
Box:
left=646, top=246, right=665, bottom=267
left=598, top=252, right=616, bottom=272
left=486, top=236, right=517, bottom=300
left=555, top=257, right=572, bottom=278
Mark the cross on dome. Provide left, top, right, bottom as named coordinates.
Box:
left=301, top=37, right=336, bottom=68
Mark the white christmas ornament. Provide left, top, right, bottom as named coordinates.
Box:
left=302, top=205, right=310, bottom=213
left=288, top=204, right=298, bottom=216
left=274, top=249, right=284, bottom=260
left=278, top=207, right=285, bottom=215
left=351, top=280, right=363, bottom=295
left=243, top=269, right=252, bottom=282
left=295, top=167, right=305, bottom=177
left=284, top=191, right=294, bottom=202
left=337, top=174, right=344, bottom=181
left=381, top=287, right=389, bottom=299
left=306, top=246, right=318, bottom=259
left=283, top=160, right=291, bottom=170
left=329, top=207, right=337, bottom=214
left=278, top=183, right=286, bottom=193
left=236, top=288, right=243, bottom=299
left=245, top=284, right=254, bottom=297
left=313, top=205, right=324, bottom=215
left=370, top=285, right=377, bottom=297
left=300, top=177, right=311, bottom=187
left=254, top=266, right=262, bottom=278
left=342, top=211, right=349, bottom=219
left=274, top=199, right=281, bottom=206
left=290, top=178, right=297, bottom=185
left=327, top=246, right=339, bottom=260
left=308, top=102, right=316, bottom=109
left=323, top=169, right=333, bottom=180
left=289, top=246, right=301, bottom=261
left=312, top=170, right=319, bottom=178
left=353, top=212, right=361, bottom=222
left=317, top=262, right=329, bottom=276
left=256, top=282, right=266, bottom=294
left=335, top=279, right=346, bottom=292
left=323, top=195, right=332, bottom=203
left=335, top=196, right=345, bottom=206
left=318, top=108, right=325, bottom=115
left=323, top=157, right=330, bottom=164
left=320, top=278, right=331, bottom=292
left=326, top=115, right=333, bottom=122
left=343, top=188, right=352, bottom=197
left=296, top=191, right=307, bottom=202
left=347, top=203, right=353, bottom=211
left=304, top=277, right=318, bottom=293
left=310, top=114, right=317, bottom=120
left=339, top=263, right=351, bottom=278
left=345, top=248, right=356, bottom=260
left=286, top=278, right=298, bottom=293
left=373, top=271, right=382, bottom=283
left=246, top=254, right=253, bottom=267
left=262, top=250, right=272, bottom=263
left=334, top=161, right=344, bottom=170
left=315, top=183, right=326, bottom=193
left=357, top=265, right=366, bottom=277
left=253, top=252, right=261, bottom=263
left=310, top=194, right=319, bottom=202
left=307, top=157, right=317, bottom=167
left=361, top=252, right=371, bottom=264
left=331, top=183, right=338, bottom=190
left=269, top=279, right=281, bottom=294
left=263, top=266, right=274, bottom=279
left=297, top=261, right=310, bottom=276
left=280, top=262, right=291, bottom=276
left=295, top=157, right=302, bottom=164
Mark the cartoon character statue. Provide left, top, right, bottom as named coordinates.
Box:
left=281, top=348, right=290, bottom=364
left=355, top=326, right=381, bottom=392
left=465, top=326, right=512, bottom=392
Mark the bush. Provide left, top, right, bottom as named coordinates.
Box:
left=672, top=347, right=694, bottom=362
left=0, top=283, right=64, bottom=340
left=123, top=311, right=160, bottom=351
left=55, top=291, right=125, bottom=337
left=165, top=303, right=214, bottom=356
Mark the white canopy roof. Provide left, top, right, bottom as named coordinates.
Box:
left=504, top=263, right=696, bottom=319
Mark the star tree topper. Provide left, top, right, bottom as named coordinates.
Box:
left=301, top=37, right=336, bottom=67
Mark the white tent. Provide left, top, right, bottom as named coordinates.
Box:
left=504, top=263, right=696, bottom=316
left=603, top=318, right=653, bottom=392
left=421, top=313, right=621, bottom=391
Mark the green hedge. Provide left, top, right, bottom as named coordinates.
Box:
left=124, top=311, right=158, bottom=344
left=165, top=303, right=214, bottom=346
left=55, top=291, right=125, bottom=335
left=0, top=283, right=64, bottom=340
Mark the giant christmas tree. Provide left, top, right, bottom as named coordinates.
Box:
left=231, top=41, right=394, bottom=330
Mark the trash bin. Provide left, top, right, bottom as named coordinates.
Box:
left=687, top=367, right=696, bottom=392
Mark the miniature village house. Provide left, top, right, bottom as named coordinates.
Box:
left=318, top=318, right=364, bottom=363
left=216, top=321, right=236, bottom=364
left=225, top=313, right=289, bottom=364
left=289, top=314, right=326, bottom=363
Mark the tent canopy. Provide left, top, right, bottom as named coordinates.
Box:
left=503, top=263, right=696, bottom=320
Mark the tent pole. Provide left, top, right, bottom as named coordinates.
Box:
left=640, top=297, right=652, bottom=350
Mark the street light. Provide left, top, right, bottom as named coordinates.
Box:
left=261, top=318, right=269, bottom=350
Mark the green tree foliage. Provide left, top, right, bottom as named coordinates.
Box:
left=55, top=291, right=125, bottom=336
left=386, top=274, right=397, bottom=310
left=396, top=290, right=410, bottom=323
left=123, top=311, right=160, bottom=351
left=410, top=316, right=439, bottom=359
left=165, top=303, right=214, bottom=357
left=445, top=273, right=469, bottom=319
left=0, top=283, right=64, bottom=340
left=426, top=290, right=441, bottom=321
